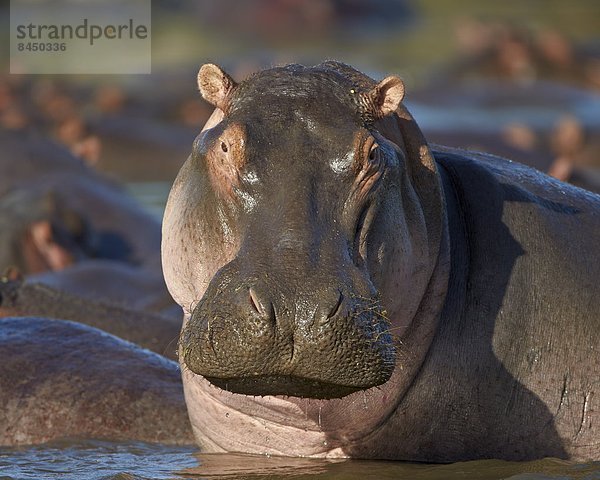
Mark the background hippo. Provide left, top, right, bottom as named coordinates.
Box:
left=0, top=129, right=163, bottom=270
left=28, top=259, right=182, bottom=320
left=0, top=188, right=92, bottom=275
left=0, top=317, right=193, bottom=446
left=0, top=128, right=181, bottom=321
left=162, top=62, right=599, bottom=462
left=0, top=277, right=181, bottom=359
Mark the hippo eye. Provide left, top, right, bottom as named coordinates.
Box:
left=369, top=144, right=379, bottom=161
left=221, top=141, right=228, bottom=153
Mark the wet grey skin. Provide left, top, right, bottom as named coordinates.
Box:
left=162, top=62, right=599, bottom=461
left=0, top=276, right=181, bottom=360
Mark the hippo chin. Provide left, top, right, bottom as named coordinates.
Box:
left=162, top=62, right=599, bottom=462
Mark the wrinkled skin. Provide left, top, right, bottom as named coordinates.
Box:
left=0, top=317, right=193, bottom=446
left=0, top=277, right=181, bottom=360
left=162, top=62, right=599, bottom=462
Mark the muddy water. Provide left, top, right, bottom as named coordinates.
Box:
left=1, top=440, right=599, bottom=479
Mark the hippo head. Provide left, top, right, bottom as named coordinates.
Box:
left=162, top=62, right=445, bottom=400
left=0, top=189, right=94, bottom=275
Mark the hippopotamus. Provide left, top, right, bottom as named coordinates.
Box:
left=0, top=129, right=162, bottom=270
left=0, top=129, right=182, bottom=327
left=161, top=62, right=599, bottom=462
left=28, top=259, right=182, bottom=319
left=0, top=188, right=93, bottom=275
left=0, top=276, right=181, bottom=359
left=0, top=317, right=193, bottom=446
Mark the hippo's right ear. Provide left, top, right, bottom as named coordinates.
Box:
left=369, top=76, right=405, bottom=118
left=197, top=64, right=237, bottom=112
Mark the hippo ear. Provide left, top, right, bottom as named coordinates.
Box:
left=197, top=64, right=237, bottom=112
left=368, top=76, right=405, bottom=118
left=28, top=220, right=74, bottom=271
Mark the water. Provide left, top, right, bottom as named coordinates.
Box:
left=1, top=441, right=598, bottom=480
left=0, top=440, right=198, bottom=480
left=406, top=94, right=600, bottom=134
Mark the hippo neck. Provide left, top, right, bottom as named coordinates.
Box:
left=393, top=105, right=445, bottom=271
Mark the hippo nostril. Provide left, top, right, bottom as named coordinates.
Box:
left=327, top=291, right=344, bottom=319
left=249, top=287, right=262, bottom=314
left=249, top=287, right=273, bottom=320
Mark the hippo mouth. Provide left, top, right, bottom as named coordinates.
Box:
left=181, top=271, right=397, bottom=400
left=204, top=374, right=366, bottom=399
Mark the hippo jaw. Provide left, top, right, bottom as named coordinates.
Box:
left=182, top=323, right=396, bottom=400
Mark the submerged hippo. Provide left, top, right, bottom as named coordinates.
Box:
left=0, top=317, right=193, bottom=446
left=162, top=62, right=599, bottom=462
left=0, top=276, right=181, bottom=359
left=0, top=129, right=163, bottom=270
left=28, top=259, right=182, bottom=319
left=0, top=188, right=93, bottom=275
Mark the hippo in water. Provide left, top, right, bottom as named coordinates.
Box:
left=0, top=317, right=193, bottom=446
left=162, top=62, right=599, bottom=462
left=0, top=129, right=163, bottom=270
left=0, top=188, right=93, bottom=275
left=0, top=276, right=181, bottom=359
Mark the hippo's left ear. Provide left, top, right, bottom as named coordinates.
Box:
left=197, top=64, right=237, bottom=112
left=366, top=76, right=405, bottom=119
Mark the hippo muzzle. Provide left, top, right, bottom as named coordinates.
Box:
left=180, top=256, right=396, bottom=399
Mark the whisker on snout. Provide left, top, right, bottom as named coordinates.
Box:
left=163, top=334, right=181, bottom=359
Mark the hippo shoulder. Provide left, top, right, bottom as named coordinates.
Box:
left=432, top=144, right=600, bottom=319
